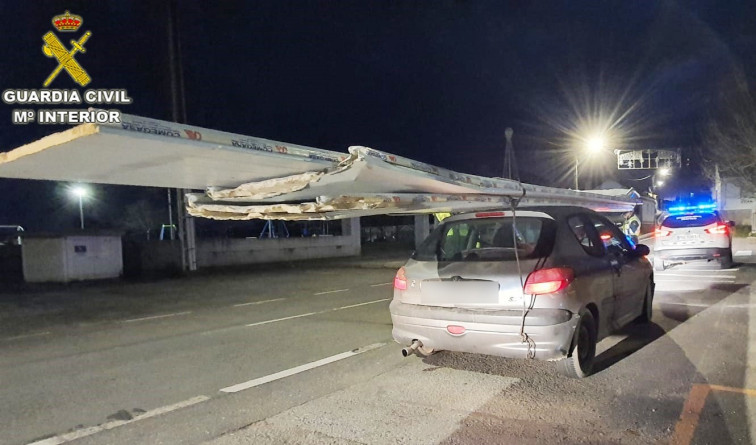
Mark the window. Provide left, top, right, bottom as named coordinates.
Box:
left=662, top=213, right=719, bottom=228
left=567, top=215, right=604, bottom=257
left=413, top=217, right=555, bottom=262
left=588, top=214, right=632, bottom=256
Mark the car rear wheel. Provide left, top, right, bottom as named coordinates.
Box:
left=558, top=311, right=597, bottom=378
left=636, top=282, right=654, bottom=323
left=719, top=250, right=733, bottom=269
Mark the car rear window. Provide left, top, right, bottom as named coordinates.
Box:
left=661, top=213, right=719, bottom=228
left=412, top=217, right=555, bottom=262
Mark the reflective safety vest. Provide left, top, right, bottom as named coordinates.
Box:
left=623, top=214, right=641, bottom=237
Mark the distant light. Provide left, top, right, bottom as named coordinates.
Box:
left=586, top=135, right=606, bottom=152
left=656, top=180, right=664, bottom=187
left=658, top=167, right=671, bottom=177
left=71, top=186, right=88, bottom=198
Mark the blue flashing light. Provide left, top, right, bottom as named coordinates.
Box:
left=668, top=202, right=716, bottom=214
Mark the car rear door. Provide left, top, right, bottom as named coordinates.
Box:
left=588, top=214, right=648, bottom=326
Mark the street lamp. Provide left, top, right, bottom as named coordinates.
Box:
left=575, top=133, right=608, bottom=190
left=71, top=185, right=88, bottom=229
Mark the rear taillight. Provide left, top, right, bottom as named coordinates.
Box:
left=705, top=224, right=729, bottom=235
left=523, top=267, right=574, bottom=295
left=655, top=228, right=672, bottom=237
left=394, top=267, right=408, bottom=290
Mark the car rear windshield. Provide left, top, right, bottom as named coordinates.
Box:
left=661, top=213, right=719, bottom=228
left=412, top=217, right=556, bottom=262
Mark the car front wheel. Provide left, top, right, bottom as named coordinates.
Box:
left=558, top=311, right=597, bottom=378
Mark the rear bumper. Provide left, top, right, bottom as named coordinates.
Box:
left=390, top=300, right=578, bottom=361
left=655, top=247, right=730, bottom=262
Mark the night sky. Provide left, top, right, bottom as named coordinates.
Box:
left=1, top=1, right=755, bottom=233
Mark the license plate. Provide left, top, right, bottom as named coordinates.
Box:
left=676, top=234, right=699, bottom=241
left=421, top=280, right=500, bottom=305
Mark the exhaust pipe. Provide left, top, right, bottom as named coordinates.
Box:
left=402, top=340, right=422, bottom=357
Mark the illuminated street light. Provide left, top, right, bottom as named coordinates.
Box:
left=658, top=167, right=671, bottom=177
left=586, top=135, right=606, bottom=153
left=656, top=180, right=665, bottom=187
left=575, top=133, right=610, bottom=190
left=70, top=185, right=89, bottom=230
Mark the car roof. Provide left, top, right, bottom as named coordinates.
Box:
left=444, top=205, right=601, bottom=223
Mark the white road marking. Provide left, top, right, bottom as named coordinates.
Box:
left=26, top=395, right=209, bottom=445
left=245, top=298, right=390, bottom=328
left=334, top=299, right=390, bottom=310
left=220, top=343, right=385, bottom=393
left=233, top=298, right=286, bottom=307
left=661, top=302, right=756, bottom=309
left=370, top=282, right=392, bottom=287
left=3, top=331, right=51, bottom=341
left=314, top=288, right=350, bottom=295
left=121, top=311, right=192, bottom=323
left=735, top=250, right=752, bottom=256
left=246, top=312, right=318, bottom=327
left=657, top=274, right=737, bottom=279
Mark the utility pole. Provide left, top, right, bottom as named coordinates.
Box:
left=503, top=127, right=515, bottom=179
left=167, top=0, right=197, bottom=271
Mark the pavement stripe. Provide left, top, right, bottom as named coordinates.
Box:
left=26, top=395, right=210, bottom=445
left=663, top=302, right=756, bottom=309
left=657, top=274, right=737, bottom=279
left=314, top=288, right=350, bottom=295
left=245, top=298, right=390, bottom=328
left=333, top=299, right=390, bottom=310
left=370, top=282, right=392, bottom=287
left=3, top=331, right=51, bottom=341
left=233, top=298, right=286, bottom=307
left=734, top=250, right=752, bottom=256
left=220, top=343, right=385, bottom=393
left=121, top=311, right=192, bottom=323
left=246, top=312, right=318, bottom=327
left=671, top=384, right=711, bottom=445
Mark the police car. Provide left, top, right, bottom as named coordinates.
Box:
left=653, top=204, right=734, bottom=271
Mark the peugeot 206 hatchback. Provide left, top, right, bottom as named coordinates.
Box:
left=653, top=210, right=734, bottom=271
left=390, top=206, right=654, bottom=378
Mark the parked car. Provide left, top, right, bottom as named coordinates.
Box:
left=653, top=210, right=733, bottom=270
left=390, top=206, right=654, bottom=378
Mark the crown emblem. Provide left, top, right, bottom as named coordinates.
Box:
left=52, top=11, right=82, bottom=32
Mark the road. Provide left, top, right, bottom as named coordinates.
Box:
left=1, top=240, right=755, bottom=445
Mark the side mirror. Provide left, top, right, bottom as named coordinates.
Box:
left=728, top=220, right=736, bottom=227
left=634, top=244, right=650, bottom=257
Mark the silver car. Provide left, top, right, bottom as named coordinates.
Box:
left=390, top=206, right=654, bottom=378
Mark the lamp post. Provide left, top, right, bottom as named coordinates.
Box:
left=574, top=134, right=606, bottom=190
left=71, top=186, right=88, bottom=229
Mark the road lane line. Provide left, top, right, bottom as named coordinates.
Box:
left=314, top=288, right=350, bottom=295
left=334, top=299, right=390, bottom=310
left=246, top=312, right=318, bottom=327
left=657, top=274, right=737, bottom=279
left=370, top=282, right=392, bottom=287
left=220, top=343, right=385, bottom=393
left=233, top=298, right=286, bottom=307
left=122, top=311, right=192, bottom=323
left=245, top=298, right=390, bottom=328
left=3, top=331, right=51, bottom=341
left=27, top=395, right=210, bottom=445
left=671, top=384, right=711, bottom=445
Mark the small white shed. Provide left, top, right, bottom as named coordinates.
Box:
left=22, top=232, right=123, bottom=283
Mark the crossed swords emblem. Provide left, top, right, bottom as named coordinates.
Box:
left=42, top=31, right=91, bottom=87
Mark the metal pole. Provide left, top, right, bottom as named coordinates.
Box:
left=574, top=156, right=579, bottom=190
left=167, top=188, right=174, bottom=240
left=78, top=196, right=84, bottom=229
left=504, top=127, right=513, bottom=179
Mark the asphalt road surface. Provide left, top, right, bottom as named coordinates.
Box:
left=1, top=240, right=755, bottom=445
